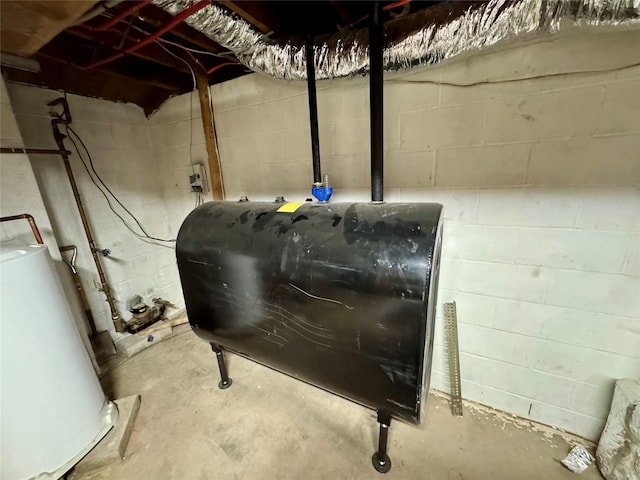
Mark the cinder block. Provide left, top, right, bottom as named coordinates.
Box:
left=321, top=153, right=367, bottom=189
left=210, top=81, right=238, bottom=112
left=385, top=151, right=434, bottom=188
left=334, top=117, right=369, bottom=156
left=483, top=86, right=605, bottom=144
left=408, top=188, right=479, bottom=224
left=531, top=339, right=640, bottom=385
left=5, top=81, right=60, bottom=115
left=512, top=228, right=630, bottom=274
left=384, top=114, right=401, bottom=153
left=221, top=162, right=268, bottom=195
left=445, top=258, right=551, bottom=304
left=148, top=91, right=200, bottom=126
left=459, top=352, right=488, bottom=385
left=440, top=78, right=541, bottom=107
left=436, top=289, right=495, bottom=328
left=282, top=128, right=311, bottom=164
left=218, top=132, right=283, bottom=165
left=458, top=323, right=536, bottom=367
left=230, top=74, right=305, bottom=107
left=528, top=135, right=640, bottom=186
left=72, top=395, right=141, bottom=474
left=429, top=370, right=449, bottom=393
left=544, top=268, right=640, bottom=318
left=385, top=82, right=439, bottom=115
left=593, top=80, right=640, bottom=136
left=156, top=120, right=195, bottom=148
left=482, top=358, right=576, bottom=409
left=477, top=187, right=582, bottom=227
left=540, top=69, right=615, bottom=93
left=527, top=402, right=605, bottom=441
left=257, top=95, right=307, bottom=134
left=571, top=381, right=616, bottom=419
left=616, top=64, right=640, bottom=81
left=441, top=224, right=518, bottom=264
left=68, top=94, right=137, bottom=125
left=576, top=186, right=640, bottom=231
left=461, top=380, right=533, bottom=418
left=110, top=124, right=153, bottom=151
left=435, top=143, right=529, bottom=187
left=317, top=84, right=365, bottom=122
left=400, top=104, right=486, bottom=151
left=432, top=345, right=488, bottom=387
left=215, top=105, right=259, bottom=139
left=622, top=235, right=639, bottom=276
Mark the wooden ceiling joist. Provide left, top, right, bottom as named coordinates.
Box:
left=0, top=1, right=97, bottom=56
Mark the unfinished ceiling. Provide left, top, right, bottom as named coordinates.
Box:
left=0, top=0, right=451, bottom=115
left=2, top=0, right=638, bottom=115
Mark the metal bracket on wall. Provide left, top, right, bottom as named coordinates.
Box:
left=444, top=301, right=463, bottom=416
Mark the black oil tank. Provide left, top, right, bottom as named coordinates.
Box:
left=176, top=201, right=443, bottom=424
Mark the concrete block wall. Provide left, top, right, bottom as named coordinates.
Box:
left=147, top=91, right=212, bottom=236
left=6, top=83, right=185, bottom=336
left=201, top=30, right=640, bottom=440
left=1, top=77, right=97, bottom=364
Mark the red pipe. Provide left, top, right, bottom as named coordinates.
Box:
left=185, top=48, right=208, bottom=74
left=206, top=62, right=241, bottom=75
left=383, top=0, right=411, bottom=11
left=182, top=44, right=240, bottom=75
left=81, top=0, right=209, bottom=70
left=93, top=0, right=152, bottom=31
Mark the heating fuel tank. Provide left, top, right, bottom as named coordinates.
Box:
left=176, top=201, right=443, bottom=424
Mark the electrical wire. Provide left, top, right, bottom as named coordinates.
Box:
left=156, top=41, right=196, bottom=174
left=157, top=40, right=210, bottom=209
left=156, top=39, right=196, bottom=90
left=65, top=125, right=177, bottom=246
left=158, top=38, right=234, bottom=58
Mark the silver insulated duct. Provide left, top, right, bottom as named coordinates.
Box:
left=152, top=0, right=639, bottom=80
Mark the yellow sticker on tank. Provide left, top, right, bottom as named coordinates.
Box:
left=277, top=201, right=306, bottom=213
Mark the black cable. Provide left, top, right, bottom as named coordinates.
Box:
left=64, top=126, right=177, bottom=246
left=66, top=125, right=153, bottom=237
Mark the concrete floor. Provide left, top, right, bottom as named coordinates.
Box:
left=72, top=329, right=603, bottom=480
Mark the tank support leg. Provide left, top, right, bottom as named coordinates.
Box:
left=371, top=410, right=392, bottom=473
left=210, top=343, right=232, bottom=389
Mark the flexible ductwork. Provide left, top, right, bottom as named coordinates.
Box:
left=153, top=0, right=639, bottom=80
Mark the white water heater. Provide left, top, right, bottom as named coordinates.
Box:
left=0, top=245, right=117, bottom=480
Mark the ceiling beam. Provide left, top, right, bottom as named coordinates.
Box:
left=2, top=57, right=171, bottom=115
left=0, top=1, right=97, bottom=56
left=38, top=36, right=193, bottom=92
left=65, top=26, right=195, bottom=75
left=136, top=6, right=231, bottom=55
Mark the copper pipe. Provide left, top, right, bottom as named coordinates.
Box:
left=1, top=147, right=72, bottom=155
left=0, top=214, right=44, bottom=244
left=49, top=98, right=124, bottom=332
left=81, top=1, right=209, bottom=70
left=60, top=244, right=98, bottom=336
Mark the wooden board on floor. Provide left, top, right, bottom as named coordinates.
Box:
left=135, top=313, right=189, bottom=337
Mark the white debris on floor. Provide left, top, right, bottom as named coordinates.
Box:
left=562, top=445, right=595, bottom=474
left=596, top=378, right=640, bottom=480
